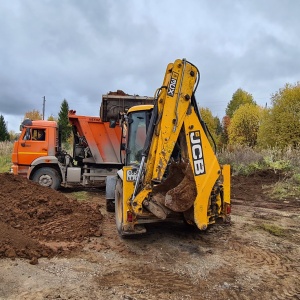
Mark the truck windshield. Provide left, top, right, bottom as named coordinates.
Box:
left=126, top=111, right=148, bottom=165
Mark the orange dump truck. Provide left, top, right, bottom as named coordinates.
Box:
left=11, top=93, right=153, bottom=194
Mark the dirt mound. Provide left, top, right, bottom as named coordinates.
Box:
left=0, top=173, right=103, bottom=263
left=108, top=90, right=128, bottom=95
left=231, top=169, right=299, bottom=209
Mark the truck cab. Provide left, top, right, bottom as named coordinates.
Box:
left=11, top=119, right=61, bottom=189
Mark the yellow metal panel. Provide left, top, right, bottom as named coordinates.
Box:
left=127, top=105, right=154, bottom=113
left=122, top=166, right=136, bottom=227
left=183, top=107, right=221, bottom=230
left=131, top=188, right=151, bottom=215
left=222, top=164, right=231, bottom=204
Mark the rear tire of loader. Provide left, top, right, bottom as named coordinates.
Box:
left=115, top=179, right=125, bottom=236
left=32, top=167, right=61, bottom=190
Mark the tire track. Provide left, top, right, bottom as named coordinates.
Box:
left=222, top=239, right=300, bottom=299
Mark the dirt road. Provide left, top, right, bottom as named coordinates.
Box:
left=0, top=172, right=299, bottom=299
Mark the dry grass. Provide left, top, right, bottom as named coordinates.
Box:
left=0, top=141, right=13, bottom=173
left=218, top=145, right=300, bottom=175
left=218, top=145, right=264, bottom=175
left=0, top=141, right=13, bottom=155
left=218, top=145, right=300, bottom=199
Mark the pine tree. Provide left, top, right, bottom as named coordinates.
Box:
left=58, top=99, right=72, bottom=143
left=0, top=115, right=10, bottom=141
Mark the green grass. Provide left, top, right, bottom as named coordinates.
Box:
left=0, top=155, right=12, bottom=172
left=259, top=223, right=286, bottom=237
left=71, top=191, right=89, bottom=201
left=268, top=180, right=300, bottom=200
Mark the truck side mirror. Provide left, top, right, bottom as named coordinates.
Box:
left=24, top=128, right=31, bottom=140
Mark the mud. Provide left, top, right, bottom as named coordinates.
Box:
left=0, top=170, right=299, bottom=299
left=0, top=173, right=102, bottom=262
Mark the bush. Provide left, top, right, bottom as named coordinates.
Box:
left=218, top=145, right=300, bottom=200
left=218, top=145, right=264, bottom=175
left=218, top=145, right=300, bottom=176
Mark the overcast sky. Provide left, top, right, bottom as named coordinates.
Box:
left=1, top=0, right=299, bottom=132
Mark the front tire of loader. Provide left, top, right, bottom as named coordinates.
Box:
left=115, top=179, right=125, bottom=236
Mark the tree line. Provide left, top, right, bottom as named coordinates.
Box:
left=194, top=83, right=300, bottom=150
left=1, top=82, right=300, bottom=149
left=215, top=82, right=300, bottom=149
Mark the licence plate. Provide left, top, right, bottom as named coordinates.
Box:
left=126, top=169, right=138, bottom=181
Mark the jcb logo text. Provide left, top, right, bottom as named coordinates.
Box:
left=189, top=131, right=205, bottom=175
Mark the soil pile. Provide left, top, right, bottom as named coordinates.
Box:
left=231, top=170, right=296, bottom=208
left=0, top=173, right=103, bottom=263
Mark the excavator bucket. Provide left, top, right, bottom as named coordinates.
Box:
left=152, top=161, right=197, bottom=213
left=165, top=163, right=197, bottom=212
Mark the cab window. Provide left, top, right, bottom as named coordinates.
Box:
left=23, top=128, right=46, bottom=141
left=32, top=129, right=46, bottom=141
left=126, top=111, right=147, bottom=164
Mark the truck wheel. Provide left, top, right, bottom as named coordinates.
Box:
left=32, top=167, right=61, bottom=190
left=105, top=175, right=117, bottom=212
left=115, top=179, right=124, bottom=235
left=106, top=199, right=115, bottom=212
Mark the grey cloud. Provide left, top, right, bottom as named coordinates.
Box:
left=0, top=0, right=299, bottom=132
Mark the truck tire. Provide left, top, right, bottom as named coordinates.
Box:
left=32, top=167, right=61, bottom=190
left=106, top=199, right=115, bottom=212
left=105, top=175, right=117, bottom=212
left=115, top=179, right=124, bottom=235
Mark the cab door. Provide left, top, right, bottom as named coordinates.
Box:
left=17, top=127, right=48, bottom=166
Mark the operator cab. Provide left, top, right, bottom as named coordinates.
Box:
left=123, top=105, right=153, bottom=166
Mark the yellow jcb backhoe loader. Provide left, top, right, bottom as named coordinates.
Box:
left=105, top=58, right=231, bottom=236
